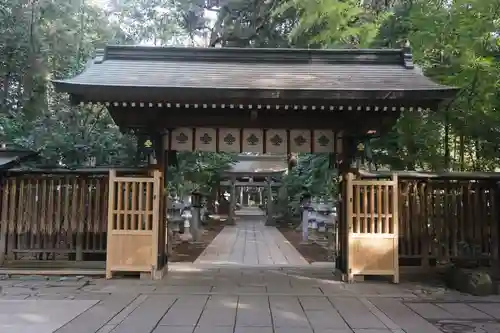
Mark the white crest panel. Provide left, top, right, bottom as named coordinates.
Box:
left=164, top=127, right=341, bottom=154
left=194, top=128, right=217, bottom=152
left=289, top=129, right=311, bottom=153
left=170, top=127, right=193, bottom=151
left=313, top=130, right=335, bottom=153
left=242, top=129, right=264, bottom=153
left=218, top=128, right=241, bottom=152
left=265, top=129, right=287, bottom=154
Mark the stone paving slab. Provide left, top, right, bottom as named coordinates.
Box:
left=3, top=267, right=500, bottom=332
left=55, top=294, right=138, bottom=333
left=0, top=299, right=98, bottom=333
left=159, top=295, right=207, bottom=326
left=2, top=293, right=500, bottom=332
left=369, top=298, right=443, bottom=333
left=430, top=318, right=500, bottom=332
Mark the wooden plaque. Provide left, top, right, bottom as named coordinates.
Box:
left=290, top=129, right=311, bottom=153
left=195, top=128, right=216, bottom=152
left=219, top=128, right=241, bottom=152
left=242, top=129, right=264, bottom=153
left=313, top=130, right=335, bottom=153
left=265, top=129, right=287, bottom=154
left=170, top=127, right=193, bottom=151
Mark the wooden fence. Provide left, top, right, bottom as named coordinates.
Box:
left=0, top=168, right=499, bottom=270
left=0, top=168, right=147, bottom=264
left=359, top=171, right=500, bottom=268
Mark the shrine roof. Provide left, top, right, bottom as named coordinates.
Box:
left=52, top=45, right=458, bottom=103
left=0, top=148, right=39, bottom=171
left=224, top=154, right=287, bottom=175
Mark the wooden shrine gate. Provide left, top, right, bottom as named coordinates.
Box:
left=339, top=173, right=399, bottom=283
left=53, top=46, right=458, bottom=281
left=106, top=169, right=167, bottom=279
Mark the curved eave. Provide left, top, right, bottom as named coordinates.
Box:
left=53, top=81, right=459, bottom=105
left=0, top=150, right=40, bottom=171
left=221, top=170, right=286, bottom=177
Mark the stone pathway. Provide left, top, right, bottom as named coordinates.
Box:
left=2, top=206, right=500, bottom=332
left=235, top=207, right=266, bottom=217
left=194, top=217, right=308, bottom=266
left=2, top=267, right=500, bottom=332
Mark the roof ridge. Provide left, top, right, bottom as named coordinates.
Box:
left=97, top=45, right=410, bottom=67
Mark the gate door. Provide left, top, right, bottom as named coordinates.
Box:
left=106, top=169, right=163, bottom=279
left=346, top=173, right=399, bottom=283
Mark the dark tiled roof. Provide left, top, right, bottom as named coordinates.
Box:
left=0, top=148, right=39, bottom=171
left=53, top=45, right=457, bottom=101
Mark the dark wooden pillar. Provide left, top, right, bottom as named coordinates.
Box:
left=228, top=177, right=236, bottom=225
left=154, top=133, right=168, bottom=271
left=266, top=177, right=274, bottom=226
left=336, top=135, right=357, bottom=273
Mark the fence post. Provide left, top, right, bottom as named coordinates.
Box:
left=494, top=183, right=500, bottom=274
left=75, top=178, right=84, bottom=261
left=345, top=172, right=354, bottom=283
left=105, top=169, right=116, bottom=279
left=392, top=173, right=399, bottom=284
left=421, top=181, right=430, bottom=268
left=0, top=178, right=7, bottom=265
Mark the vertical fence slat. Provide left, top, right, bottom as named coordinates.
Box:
left=55, top=177, right=62, bottom=250
left=393, top=177, right=500, bottom=269
left=451, top=183, right=458, bottom=258
left=87, top=178, right=93, bottom=252
left=0, top=178, right=9, bottom=264
left=491, top=187, right=499, bottom=268
left=443, top=182, right=450, bottom=262
left=76, top=178, right=85, bottom=261
left=47, top=179, right=55, bottom=256
left=16, top=179, right=24, bottom=251
left=40, top=178, right=48, bottom=253
left=32, top=179, right=39, bottom=251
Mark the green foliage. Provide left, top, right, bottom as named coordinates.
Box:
left=378, top=0, right=500, bottom=171
left=281, top=154, right=336, bottom=214
left=275, top=0, right=500, bottom=172
left=0, top=0, right=234, bottom=198
left=2, top=0, right=500, bottom=203
left=167, top=152, right=236, bottom=197
left=0, top=0, right=139, bottom=167
left=107, top=0, right=194, bottom=45
left=276, top=0, right=391, bottom=47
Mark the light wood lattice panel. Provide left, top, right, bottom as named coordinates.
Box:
left=106, top=170, right=161, bottom=279
left=346, top=173, right=399, bottom=283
